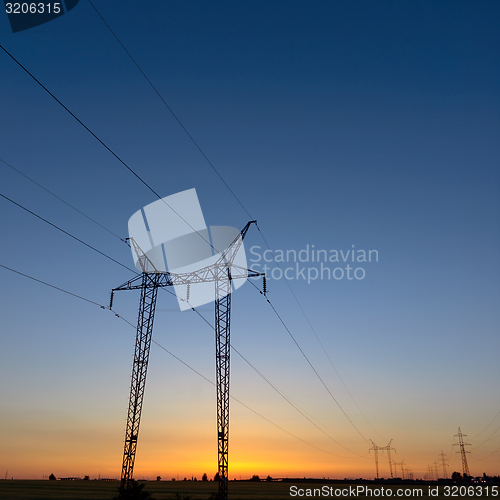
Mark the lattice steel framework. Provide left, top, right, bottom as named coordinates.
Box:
left=453, top=427, right=471, bottom=477
left=120, top=273, right=162, bottom=492
left=385, top=440, right=395, bottom=479
left=113, top=221, right=260, bottom=499
left=369, top=440, right=380, bottom=479
left=369, top=439, right=395, bottom=479
left=393, top=459, right=405, bottom=479
left=215, top=275, right=231, bottom=500
left=439, top=450, right=449, bottom=479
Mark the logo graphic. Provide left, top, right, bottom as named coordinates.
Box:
left=128, top=188, right=249, bottom=311
left=3, top=1, right=80, bottom=33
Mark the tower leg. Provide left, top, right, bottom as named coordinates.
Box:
left=120, top=273, right=161, bottom=495
left=215, top=276, right=231, bottom=500
left=387, top=449, right=393, bottom=478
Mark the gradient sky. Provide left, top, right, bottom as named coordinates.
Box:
left=0, top=0, right=499, bottom=481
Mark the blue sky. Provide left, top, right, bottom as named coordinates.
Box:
left=0, top=0, right=499, bottom=479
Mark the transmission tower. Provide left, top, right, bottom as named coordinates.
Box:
left=438, top=450, right=449, bottom=479
left=215, top=271, right=231, bottom=500
left=433, top=461, right=441, bottom=480
left=117, top=272, right=162, bottom=492
left=112, top=221, right=260, bottom=499
left=427, top=463, right=439, bottom=481
left=393, top=459, right=405, bottom=479
left=453, top=427, right=471, bottom=477
left=369, top=440, right=395, bottom=478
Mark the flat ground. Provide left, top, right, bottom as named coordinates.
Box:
left=0, top=480, right=289, bottom=500
left=0, top=480, right=498, bottom=500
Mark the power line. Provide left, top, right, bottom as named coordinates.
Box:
left=2, top=23, right=377, bottom=446
left=0, top=44, right=161, bottom=198
left=247, top=278, right=370, bottom=446
left=0, top=191, right=132, bottom=272
left=0, top=179, right=184, bottom=306
left=266, top=294, right=370, bottom=445
left=475, top=446, right=500, bottom=462
left=232, top=343, right=367, bottom=457
left=256, top=225, right=382, bottom=439
left=2, top=167, right=371, bottom=452
left=2, top=158, right=369, bottom=452
left=1, top=251, right=364, bottom=458
left=2, top=180, right=360, bottom=453
left=0, top=156, right=128, bottom=245
left=473, top=424, right=500, bottom=451
left=0, top=261, right=349, bottom=459
left=188, top=305, right=367, bottom=457
left=0, top=263, right=103, bottom=308
left=152, top=339, right=354, bottom=459
left=87, top=0, right=253, bottom=222
left=0, top=165, right=225, bottom=312
left=0, top=62, right=361, bottom=452
left=79, top=5, right=377, bottom=438
left=115, top=281, right=366, bottom=457
left=0, top=43, right=219, bottom=258
left=470, top=405, right=500, bottom=441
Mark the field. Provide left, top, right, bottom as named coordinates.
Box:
left=0, top=480, right=291, bottom=500
left=1, top=480, right=497, bottom=500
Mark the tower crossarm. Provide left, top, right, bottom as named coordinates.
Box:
left=113, top=266, right=262, bottom=292
left=127, top=237, right=159, bottom=273
left=113, top=221, right=262, bottom=293
left=239, top=220, right=257, bottom=240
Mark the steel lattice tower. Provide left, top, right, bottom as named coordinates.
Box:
left=215, top=275, right=231, bottom=500
left=433, top=461, right=441, bottom=480
left=369, top=440, right=395, bottom=479
left=120, top=273, right=162, bottom=491
left=385, top=440, right=395, bottom=478
left=453, top=427, right=471, bottom=477
left=393, top=459, right=405, bottom=479
left=439, top=450, right=449, bottom=479
left=113, top=222, right=260, bottom=500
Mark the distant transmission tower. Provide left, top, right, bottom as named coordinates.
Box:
left=369, top=440, right=395, bottom=478
left=113, top=221, right=260, bottom=500
left=426, top=464, right=433, bottom=480
left=453, top=427, right=471, bottom=477
left=393, top=459, right=405, bottom=479
left=439, top=450, right=449, bottom=479
left=433, top=461, right=441, bottom=480
left=384, top=440, right=396, bottom=478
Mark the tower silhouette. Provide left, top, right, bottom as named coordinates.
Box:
left=453, top=427, right=471, bottom=477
